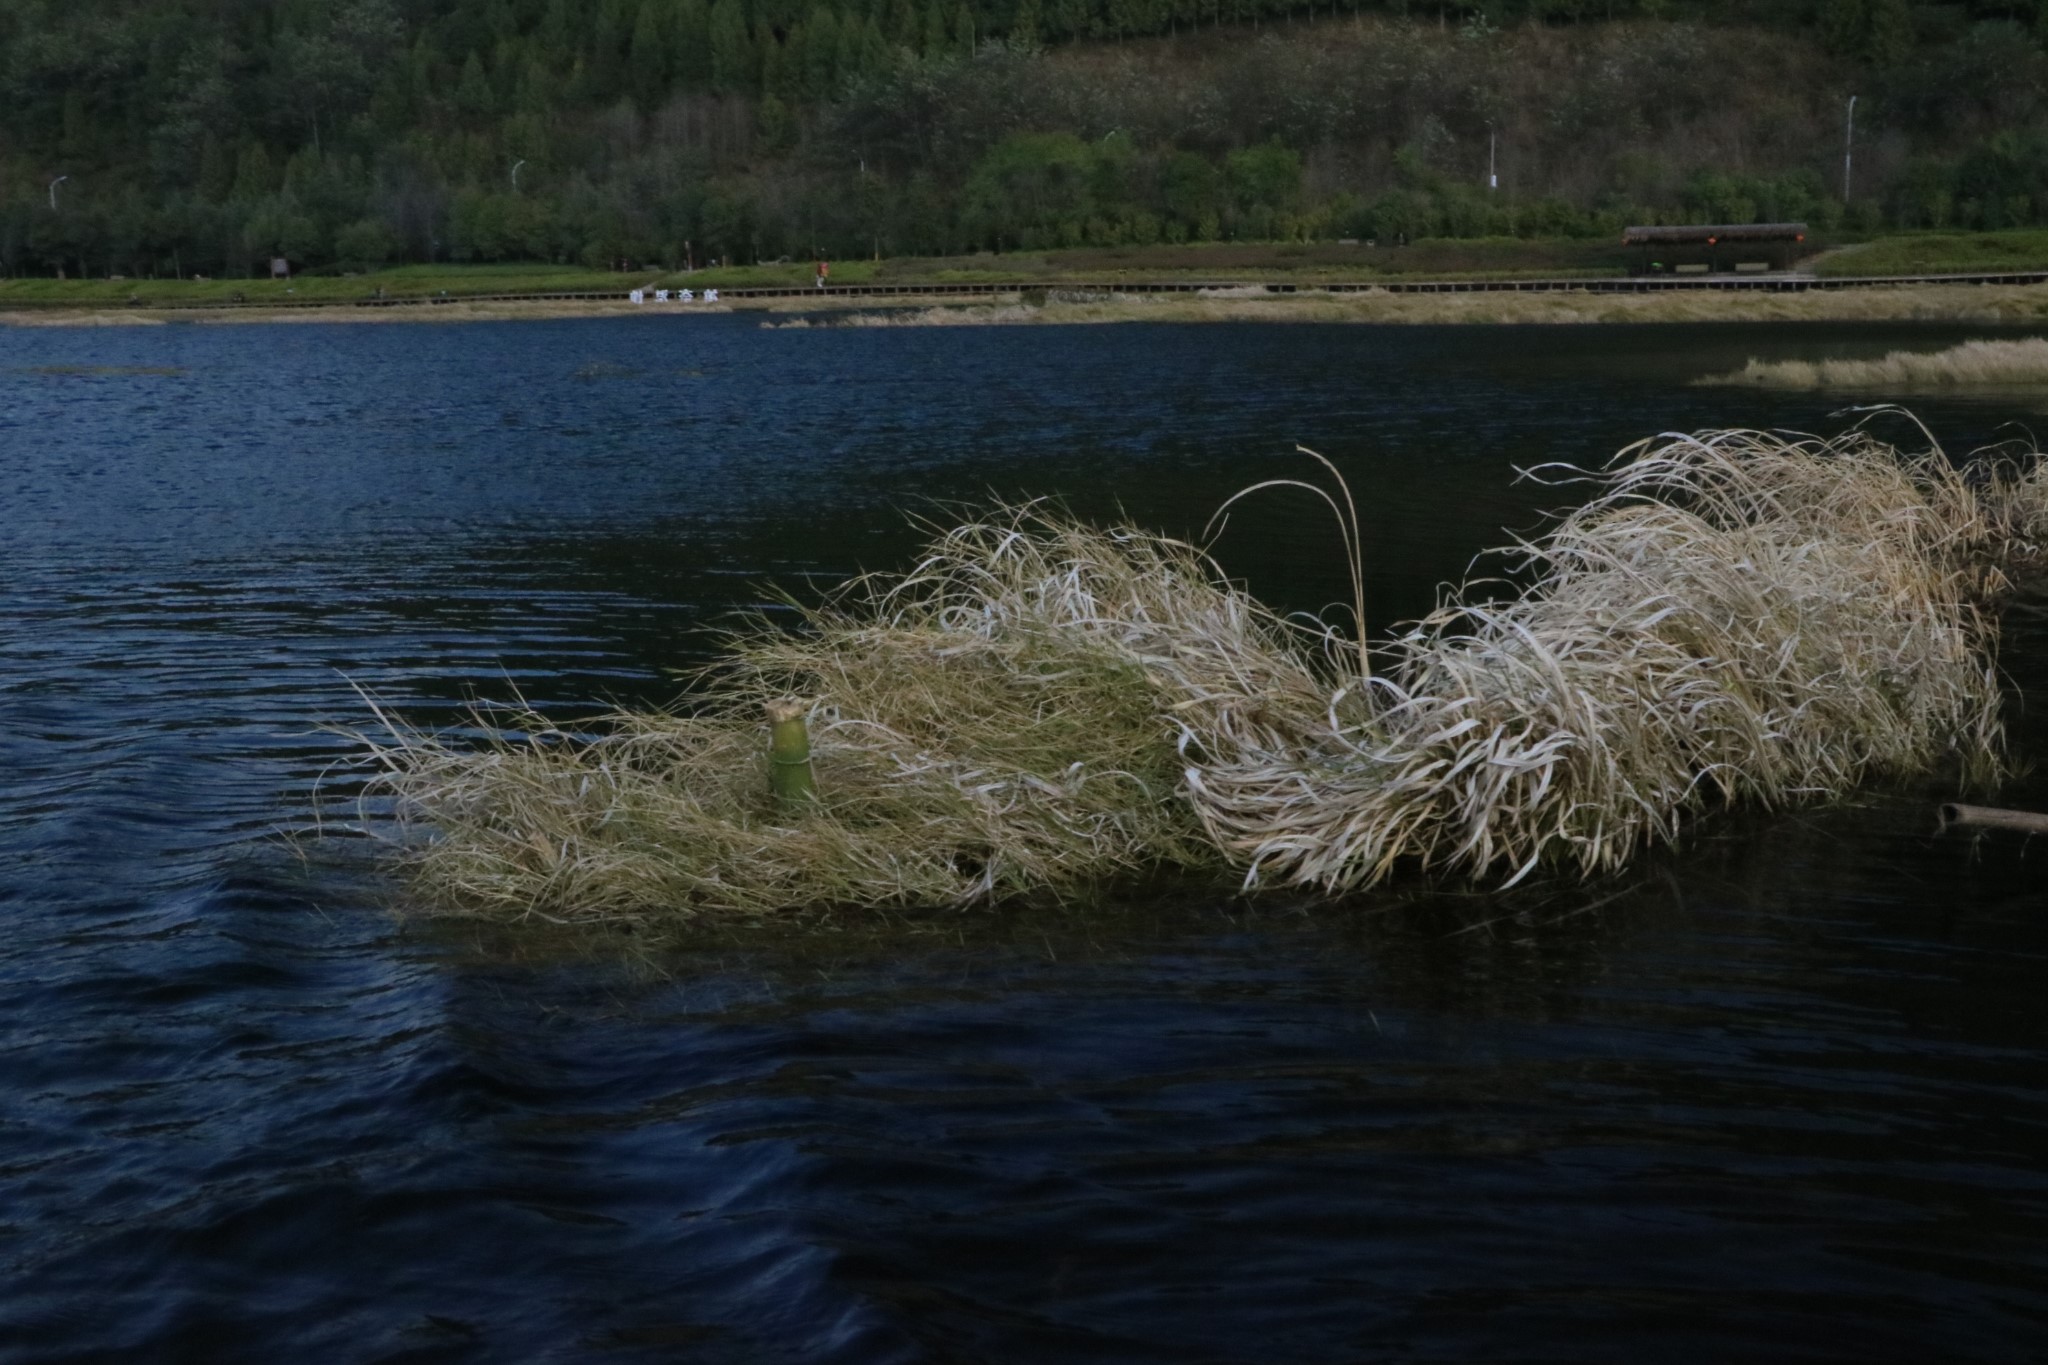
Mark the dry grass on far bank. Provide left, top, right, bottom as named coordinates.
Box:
left=1700, top=337, right=2048, bottom=391
left=761, top=283, right=2048, bottom=328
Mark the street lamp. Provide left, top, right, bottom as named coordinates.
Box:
left=1487, top=124, right=1497, bottom=191
left=48, top=175, right=68, bottom=210
left=1843, top=95, right=1857, bottom=204
left=857, top=157, right=880, bottom=262
left=511, top=158, right=526, bottom=191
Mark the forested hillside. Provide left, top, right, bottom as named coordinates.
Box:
left=3, top=0, right=2046, bottom=278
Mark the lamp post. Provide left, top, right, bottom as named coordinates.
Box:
left=1487, top=124, right=1497, bottom=191
left=48, top=175, right=68, bottom=210
left=1843, top=95, right=1857, bottom=205
left=859, top=157, right=879, bottom=262
left=511, top=158, right=526, bottom=191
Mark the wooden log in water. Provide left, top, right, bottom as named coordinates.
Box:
left=1939, top=802, right=2048, bottom=834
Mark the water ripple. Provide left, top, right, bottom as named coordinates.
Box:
left=0, top=318, right=2044, bottom=1361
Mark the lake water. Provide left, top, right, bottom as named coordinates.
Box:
left=2, top=315, right=2045, bottom=1363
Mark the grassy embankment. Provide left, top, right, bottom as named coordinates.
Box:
left=873, top=238, right=1634, bottom=284
left=360, top=426, right=2048, bottom=924
left=0, top=239, right=1628, bottom=312
left=1814, top=232, right=2048, bottom=278
left=18, top=234, right=2048, bottom=325
left=0, top=260, right=874, bottom=309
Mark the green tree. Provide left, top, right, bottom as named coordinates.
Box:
left=455, top=50, right=495, bottom=116
left=709, top=0, right=754, bottom=89
left=1159, top=150, right=1218, bottom=230
left=961, top=131, right=1096, bottom=247
left=675, top=0, right=713, bottom=85
left=1822, top=0, right=1910, bottom=67
left=1821, top=0, right=1866, bottom=56
left=541, top=0, right=575, bottom=54
left=632, top=0, right=675, bottom=105
left=588, top=0, right=627, bottom=94
left=1012, top=0, right=1040, bottom=44
left=1225, top=141, right=1300, bottom=213
left=231, top=142, right=280, bottom=201
left=1864, top=0, right=1909, bottom=67
left=197, top=134, right=232, bottom=200
left=803, top=6, right=841, bottom=96
left=889, top=0, right=920, bottom=49
left=336, top=215, right=398, bottom=266
left=760, top=21, right=798, bottom=100
left=274, top=0, right=403, bottom=153
left=758, top=92, right=796, bottom=147
left=835, top=15, right=867, bottom=83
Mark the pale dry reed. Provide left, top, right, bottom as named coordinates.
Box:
left=359, top=513, right=1326, bottom=921
left=1186, top=427, right=2008, bottom=890
left=755, top=286, right=2048, bottom=329
left=1700, top=337, right=2048, bottom=391
left=361, top=425, right=2036, bottom=920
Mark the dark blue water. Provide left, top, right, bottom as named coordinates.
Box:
left=2, top=315, right=2045, bottom=1363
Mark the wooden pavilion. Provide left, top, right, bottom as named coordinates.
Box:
left=1622, top=223, right=1811, bottom=275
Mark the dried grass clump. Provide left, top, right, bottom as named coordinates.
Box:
left=2004, top=458, right=2048, bottom=547
left=362, top=425, right=2029, bottom=921
left=1699, top=338, right=2048, bottom=391
left=1187, top=427, right=2008, bottom=890
left=360, top=514, right=1329, bottom=922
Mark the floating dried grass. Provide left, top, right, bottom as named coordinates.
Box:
left=1189, top=426, right=2010, bottom=891
left=358, top=424, right=2044, bottom=922
left=1698, top=338, right=2048, bottom=391
left=358, top=513, right=1329, bottom=922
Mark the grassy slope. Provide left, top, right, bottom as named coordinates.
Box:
left=1813, top=232, right=2048, bottom=278
left=882, top=238, right=1634, bottom=282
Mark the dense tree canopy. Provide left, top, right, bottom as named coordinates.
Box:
left=2, top=0, right=2045, bottom=277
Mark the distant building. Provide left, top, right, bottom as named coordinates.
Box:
left=1622, top=224, right=1810, bottom=275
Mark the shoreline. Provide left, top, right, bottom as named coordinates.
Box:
left=10, top=281, right=2048, bottom=328
left=766, top=282, right=2048, bottom=327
